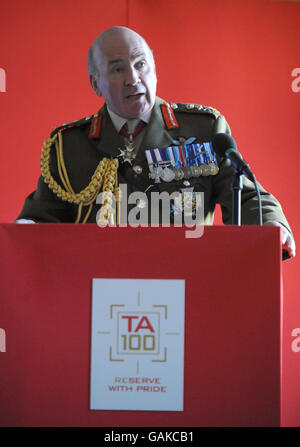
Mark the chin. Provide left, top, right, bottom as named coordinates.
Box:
left=125, top=108, right=146, bottom=119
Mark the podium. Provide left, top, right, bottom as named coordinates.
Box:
left=0, top=224, right=282, bottom=426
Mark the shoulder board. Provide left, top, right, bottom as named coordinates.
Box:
left=169, top=103, right=221, bottom=118
left=160, top=103, right=179, bottom=129
left=50, top=113, right=102, bottom=138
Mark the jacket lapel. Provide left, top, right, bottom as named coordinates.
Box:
left=94, top=105, right=124, bottom=158
left=134, top=97, right=175, bottom=164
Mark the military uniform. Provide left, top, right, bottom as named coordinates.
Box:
left=17, top=97, right=292, bottom=237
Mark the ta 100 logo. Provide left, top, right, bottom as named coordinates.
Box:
left=117, top=312, right=160, bottom=355
left=90, top=279, right=185, bottom=411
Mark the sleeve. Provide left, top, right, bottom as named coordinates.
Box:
left=16, top=134, right=77, bottom=223
left=212, top=114, right=293, bottom=232
left=16, top=175, right=76, bottom=223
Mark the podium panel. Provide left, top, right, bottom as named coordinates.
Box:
left=0, top=224, right=281, bottom=426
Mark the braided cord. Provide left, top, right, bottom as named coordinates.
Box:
left=40, top=132, right=119, bottom=223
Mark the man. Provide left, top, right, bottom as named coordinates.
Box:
left=17, top=26, right=295, bottom=258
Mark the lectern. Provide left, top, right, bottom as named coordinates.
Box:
left=0, top=224, right=282, bottom=426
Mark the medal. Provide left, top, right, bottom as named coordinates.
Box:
left=171, top=186, right=199, bottom=217
left=149, top=165, right=163, bottom=183
left=133, top=165, right=143, bottom=174
left=209, top=162, right=219, bottom=175
left=182, top=194, right=194, bottom=209
left=136, top=198, right=147, bottom=208
left=182, top=166, right=193, bottom=179
left=201, top=163, right=210, bottom=176
left=145, top=141, right=219, bottom=182
left=160, top=167, right=176, bottom=182
left=191, top=165, right=202, bottom=177
left=172, top=136, right=197, bottom=145
left=201, top=148, right=211, bottom=176
left=204, top=142, right=219, bottom=175
left=118, top=121, right=146, bottom=165
left=117, top=145, right=136, bottom=164
left=174, top=168, right=184, bottom=180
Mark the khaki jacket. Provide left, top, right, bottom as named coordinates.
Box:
left=18, top=97, right=291, bottom=237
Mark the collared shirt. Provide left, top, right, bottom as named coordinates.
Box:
left=107, top=106, right=152, bottom=134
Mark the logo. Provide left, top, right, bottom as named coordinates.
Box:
left=96, top=184, right=204, bottom=239
left=117, top=311, right=159, bottom=356
left=108, top=297, right=169, bottom=368
left=291, top=68, right=300, bottom=93
left=0, top=68, right=6, bottom=93
left=0, top=328, right=6, bottom=352
left=291, top=328, right=300, bottom=353
left=90, top=279, right=185, bottom=411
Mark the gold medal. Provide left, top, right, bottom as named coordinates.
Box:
left=208, top=163, right=219, bottom=175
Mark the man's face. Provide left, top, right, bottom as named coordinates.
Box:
left=92, top=30, right=157, bottom=119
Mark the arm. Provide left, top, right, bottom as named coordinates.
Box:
left=212, top=115, right=295, bottom=259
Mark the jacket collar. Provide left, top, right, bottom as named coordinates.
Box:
left=95, top=97, right=176, bottom=160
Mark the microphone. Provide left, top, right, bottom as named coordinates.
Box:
left=212, top=133, right=255, bottom=182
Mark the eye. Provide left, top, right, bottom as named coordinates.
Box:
left=109, top=64, right=124, bottom=75
left=137, top=60, right=146, bottom=69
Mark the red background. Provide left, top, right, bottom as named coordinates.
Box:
left=0, top=0, right=299, bottom=426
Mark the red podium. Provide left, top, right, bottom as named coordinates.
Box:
left=0, top=224, right=282, bottom=427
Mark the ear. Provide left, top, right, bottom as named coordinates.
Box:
left=90, top=74, right=102, bottom=96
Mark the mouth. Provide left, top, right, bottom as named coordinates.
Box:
left=125, top=92, right=145, bottom=99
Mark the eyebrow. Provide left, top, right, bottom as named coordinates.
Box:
left=108, top=52, right=147, bottom=66
left=132, top=51, right=147, bottom=61
left=108, top=59, right=123, bottom=66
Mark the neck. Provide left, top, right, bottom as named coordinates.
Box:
left=106, top=105, right=153, bottom=133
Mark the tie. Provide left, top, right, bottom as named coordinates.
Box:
left=119, top=121, right=146, bottom=140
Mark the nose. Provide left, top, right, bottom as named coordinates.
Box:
left=125, top=65, right=141, bottom=86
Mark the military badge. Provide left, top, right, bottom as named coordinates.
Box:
left=145, top=142, right=219, bottom=183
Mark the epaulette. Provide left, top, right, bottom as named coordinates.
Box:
left=169, top=102, right=221, bottom=118
left=50, top=113, right=103, bottom=139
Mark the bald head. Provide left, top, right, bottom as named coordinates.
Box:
left=88, top=27, right=157, bottom=119
left=88, top=27, right=154, bottom=80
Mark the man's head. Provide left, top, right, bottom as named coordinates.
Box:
left=88, top=27, right=157, bottom=119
